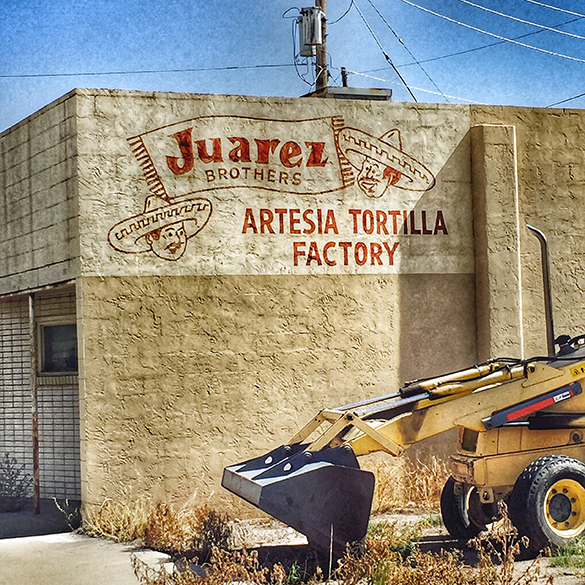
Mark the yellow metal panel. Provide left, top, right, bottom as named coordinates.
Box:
left=453, top=438, right=585, bottom=489
left=350, top=416, right=403, bottom=456
left=455, top=366, right=572, bottom=431
left=482, top=445, right=585, bottom=488
left=570, top=362, right=585, bottom=379
left=352, top=363, right=577, bottom=455
left=521, top=362, right=565, bottom=388
left=519, top=428, right=577, bottom=451
left=475, top=429, right=499, bottom=455
left=542, top=389, right=585, bottom=414
left=497, top=427, right=522, bottom=454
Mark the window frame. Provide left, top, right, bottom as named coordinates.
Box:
left=37, top=317, right=79, bottom=375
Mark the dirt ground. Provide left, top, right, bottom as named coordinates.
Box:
left=226, top=512, right=585, bottom=585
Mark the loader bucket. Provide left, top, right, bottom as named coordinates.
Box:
left=222, top=444, right=375, bottom=556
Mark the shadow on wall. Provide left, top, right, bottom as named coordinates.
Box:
left=398, top=133, right=477, bottom=461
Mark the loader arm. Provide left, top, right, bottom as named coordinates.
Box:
left=279, top=360, right=576, bottom=458
left=345, top=361, right=572, bottom=456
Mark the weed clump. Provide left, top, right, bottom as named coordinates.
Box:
left=0, top=454, right=32, bottom=512
left=132, top=548, right=282, bottom=585
left=144, top=503, right=231, bottom=561
left=53, top=498, right=82, bottom=530
left=362, top=455, right=449, bottom=513
left=82, top=498, right=150, bottom=542
left=80, top=497, right=232, bottom=565
left=549, top=535, right=585, bottom=570
left=338, top=547, right=472, bottom=585
left=337, top=522, right=550, bottom=585
left=471, top=527, right=551, bottom=585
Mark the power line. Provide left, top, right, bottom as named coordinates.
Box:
left=548, top=92, right=585, bottom=107
left=364, top=0, right=448, bottom=102
left=523, top=0, right=585, bottom=19
left=453, top=0, right=585, bottom=41
left=396, top=0, right=585, bottom=65
left=529, top=3, right=585, bottom=108
left=366, top=16, right=581, bottom=70
left=357, top=5, right=585, bottom=110
left=344, top=68, right=483, bottom=103
left=353, top=0, right=418, bottom=101
left=328, top=0, right=354, bottom=25
left=0, top=63, right=295, bottom=80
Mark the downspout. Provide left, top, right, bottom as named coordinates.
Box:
left=29, top=294, right=40, bottom=514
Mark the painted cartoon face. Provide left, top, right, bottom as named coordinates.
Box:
left=357, top=159, right=402, bottom=198
left=146, top=223, right=188, bottom=260
left=357, top=159, right=387, bottom=198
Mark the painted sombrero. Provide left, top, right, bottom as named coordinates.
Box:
left=337, top=127, right=435, bottom=192
left=108, top=195, right=212, bottom=253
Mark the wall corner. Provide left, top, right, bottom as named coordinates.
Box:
left=471, top=124, right=524, bottom=361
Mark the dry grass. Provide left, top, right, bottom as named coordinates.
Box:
left=470, top=526, right=550, bottom=585
left=0, top=454, right=32, bottom=512
left=363, top=454, right=449, bottom=513
left=79, top=454, right=448, bottom=547
left=86, top=455, right=553, bottom=585
left=76, top=457, right=553, bottom=585
left=81, top=498, right=151, bottom=542
left=144, top=503, right=231, bottom=560
left=327, top=521, right=549, bottom=585
left=81, top=498, right=231, bottom=560
left=132, top=519, right=550, bottom=585
left=133, top=548, right=285, bottom=585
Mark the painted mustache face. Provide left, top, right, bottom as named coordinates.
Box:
left=148, top=223, right=188, bottom=260
left=357, top=160, right=401, bottom=198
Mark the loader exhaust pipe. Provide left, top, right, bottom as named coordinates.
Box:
left=527, top=225, right=555, bottom=356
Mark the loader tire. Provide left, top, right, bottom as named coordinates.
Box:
left=440, top=477, right=484, bottom=540
left=508, top=455, right=585, bottom=556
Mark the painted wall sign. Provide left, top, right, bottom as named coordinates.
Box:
left=337, top=127, right=435, bottom=197
left=129, top=115, right=354, bottom=197
left=108, top=196, right=211, bottom=261
left=102, top=108, right=472, bottom=275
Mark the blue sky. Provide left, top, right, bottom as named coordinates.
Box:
left=2, top=0, right=585, bottom=131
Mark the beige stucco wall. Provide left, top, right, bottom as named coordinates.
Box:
left=79, top=272, right=476, bottom=505
left=73, top=90, right=477, bottom=505
left=471, top=107, right=585, bottom=358
left=5, top=89, right=584, bottom=509
left=0, top=92, right=79, bottom=295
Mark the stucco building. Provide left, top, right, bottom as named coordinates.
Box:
left=1, top=88, right=584, bottom=508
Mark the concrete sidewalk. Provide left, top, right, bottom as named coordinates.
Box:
left=0, top=532, right=169, bottom=585
left=0, top=499, right=72, bottom=539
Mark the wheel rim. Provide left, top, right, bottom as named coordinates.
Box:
left=468, top=488, right=500, bottom=530
left=544, top=479, right=585, bottom=538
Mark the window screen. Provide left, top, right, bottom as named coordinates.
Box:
left=41, top=324, right=78, bottom=373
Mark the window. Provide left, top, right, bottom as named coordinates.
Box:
left=40, top=323, right=78, bottom=373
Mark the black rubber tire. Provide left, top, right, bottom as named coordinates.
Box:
left=508, top=455, right=585, bottom=556
left=440, top=476, right=484, bottom=540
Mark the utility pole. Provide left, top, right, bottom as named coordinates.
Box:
left=315, top=0, right=327, bottom=91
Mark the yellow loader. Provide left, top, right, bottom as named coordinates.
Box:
left=223, top=226, right=585, bottom=557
